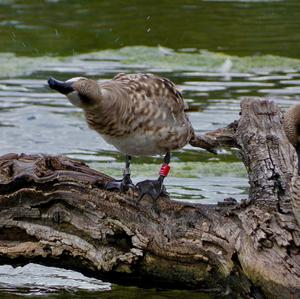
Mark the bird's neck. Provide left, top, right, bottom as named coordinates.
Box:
left=84, top=84, right=129, bottom=134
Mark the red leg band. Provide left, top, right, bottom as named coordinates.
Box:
left=159, top=164, right=170, bottom=177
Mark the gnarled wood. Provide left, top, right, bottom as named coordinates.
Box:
left=0, top=99, right=299, bottom=299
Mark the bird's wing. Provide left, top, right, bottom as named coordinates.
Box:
left=112, top=73, right=188, bottom=115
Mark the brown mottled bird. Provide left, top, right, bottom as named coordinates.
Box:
left=283, top=104, right=300, bottom=225
left=48, top=73, right=210, bottom=199
left=284, top=104, right=300, bottom=167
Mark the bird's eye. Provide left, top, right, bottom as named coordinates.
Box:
left=79, top=94, right=94, bottom=105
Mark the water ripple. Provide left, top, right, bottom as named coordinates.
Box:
left=0, top=264, right=110, bottom=295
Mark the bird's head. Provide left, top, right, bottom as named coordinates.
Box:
left=48, top=77, right=101, bottom=109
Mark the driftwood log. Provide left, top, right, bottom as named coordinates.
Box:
left=0, top=99, right=299, bottom=299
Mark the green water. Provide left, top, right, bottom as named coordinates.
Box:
left=0, top=0, right=300, bottom=298
left=1, top=0, right=300, bottom=58
left=0, top=286, right=211, bottom=299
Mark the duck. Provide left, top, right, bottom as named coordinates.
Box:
left=48, top=73, right=211, bottom=199
left=284, top=104, right=300, bottom=175
left=283, top=104, right=300, bottom=225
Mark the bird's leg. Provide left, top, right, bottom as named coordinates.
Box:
left=136, top=152, right=171, bottom=200
left=123, top=155, right=134, bottom=186
left=105, top=155, right=134, bottom=192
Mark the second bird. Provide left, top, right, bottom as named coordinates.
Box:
left=48, top=73, right=207, bottom=199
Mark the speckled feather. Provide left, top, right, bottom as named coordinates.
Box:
left=283, top=104, right=300, bottom=225
left=283, top=104, right=300, bottom=147
left=75, top=73, right=194, bottom=156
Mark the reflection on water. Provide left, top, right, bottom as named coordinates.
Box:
left=0, top=264, right=110, bottom=295
left=0, top=264, right=211, bottom=299
left=0, top=264, right=212, bottom=299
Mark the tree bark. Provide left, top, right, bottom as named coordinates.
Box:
left=0, top=99, right=299, bottom=299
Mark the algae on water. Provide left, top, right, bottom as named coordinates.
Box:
left=0, top=53, right=59, bottom=78
left=1, top=46, right=300, bottom=79
left=90, top=161, right=247, bottom=179
left=83, top=46, right=300, bottom=73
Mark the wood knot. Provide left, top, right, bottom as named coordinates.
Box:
left=53, top=211, right=61, bottom=224
left=35, top=157, right=55, bottom=177
left=48, top=204, right=71, bottom=224
left=0, top=161, right=14, bottom=179
left=35, top=156, right=67, bottom=177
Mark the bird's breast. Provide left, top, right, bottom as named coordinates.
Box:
left=101, top=132, right=164, bottom=155
left=101, top=125, right=191, bottom=156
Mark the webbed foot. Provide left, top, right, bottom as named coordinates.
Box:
left=136, top=179, right=169, bottom=200
left=105, top=177, right=134, bottom=192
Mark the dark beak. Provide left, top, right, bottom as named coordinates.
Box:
left=48, top=77, right=74, bottom=95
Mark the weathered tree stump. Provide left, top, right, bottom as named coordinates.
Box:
left=0, top=99, right=299, bottom=299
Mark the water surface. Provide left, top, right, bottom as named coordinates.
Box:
left=0, top=0, right=300, bottom=57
